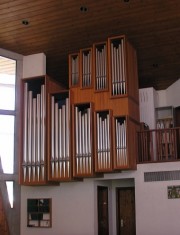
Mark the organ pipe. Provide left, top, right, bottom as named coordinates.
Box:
left=110, top=39, right=126, bottom=96
left=22, top=82, right=46, bottom=183
left=50, top=94, right=70, bottom=179
left=74, top=105, right=92, bottom=175
left=115, top=118, right=127, bottom=166
left=96, top=112, right=111, bottom=171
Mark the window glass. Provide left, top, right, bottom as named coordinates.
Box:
left=6, top=181, right=14, bottom=208
left=0, top=56, right=16, bottom=173
left=0, top=82, right=15, bottom=110
left=0, top=115, right=14, bottom=173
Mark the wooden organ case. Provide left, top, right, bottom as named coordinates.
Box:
left=19, top=35, right=140, bottom=185
left=69, top=35, right=140, bottom=177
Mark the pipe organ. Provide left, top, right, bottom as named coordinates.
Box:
left=108, top=37, right=126, bottom=96
left=69, top=53, right=79, bottom=87
left=93, top=42, right=108, bottom=91
left=73, top=103, right=93, bottom=177
left=80, top=48, right=92, bottom=88
left=20, top=35, right=140, bottom=185
left=95, top=111, right=112, bottom=172
left=49, top=92, right=70, bottom=181
left=20, top=76, right=64, bottom=185
left=114, top=117, right=127, bottom=168
left=22, top=80, right=46, bottom=184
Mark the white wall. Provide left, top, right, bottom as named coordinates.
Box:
left=21, top=176, right=137, bottom=235
left=166, top=78, right=180, bottom=107
left=156, top=78, right=180, bottom=108
left=21, top=180, right=96, bottom=235
left=22, top=53, right=46, bottom=78
left=156, top=89, right=167, bottom=107
left=139, top=87, right=157, bottom=129
left=136, top=162, right=180, bottom=235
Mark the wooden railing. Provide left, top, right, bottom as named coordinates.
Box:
left=137, top=127, right=180, bottom=163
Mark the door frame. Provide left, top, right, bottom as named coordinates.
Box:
left=97, top=185, right=109, bottom=235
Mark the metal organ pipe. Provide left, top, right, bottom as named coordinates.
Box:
left=50, top=96, right=70, bottom=179
left=27, top=90, right=32, bottom=182
left=116, top=119, right=127, bottom=166
left=23, top=83, right=28, bottom=181
left=96, top=112, right=111, bottom=170
left=40, top=85, right=45, bottom=181
left=51, top=96, right=55, bottom=178
left=110, top=39, right=126, bottom=96
left=75, top=106, right=91, bottom=175
left=95, top=45, right=107, bottom=91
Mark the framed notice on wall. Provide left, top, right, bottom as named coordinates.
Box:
left=168, top=186, right=180, bottom=199
left=27, top=198, right=52, bottom=228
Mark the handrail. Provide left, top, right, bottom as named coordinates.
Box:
left=137, top=127, right=180, bottom=163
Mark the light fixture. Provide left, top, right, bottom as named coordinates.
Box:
left=80, top=6, right=88, bottom=12
left=22, top=19, right=29, bottom=25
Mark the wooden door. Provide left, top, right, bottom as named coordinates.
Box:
left=116, top=187, right=136, bottom=235
left=97, top=186, right=109, bottom=235
left=175, top=106, right=180, bottom=127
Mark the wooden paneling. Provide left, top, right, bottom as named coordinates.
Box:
left=0, top=0, right=180, bottom=90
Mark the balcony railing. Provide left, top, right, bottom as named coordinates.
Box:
left=137, top=127, right=180, bottom=163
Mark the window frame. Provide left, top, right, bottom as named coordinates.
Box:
left=0, top=48, right=23, bottom=235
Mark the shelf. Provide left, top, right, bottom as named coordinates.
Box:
left=155, top=106, right=174, bottom=129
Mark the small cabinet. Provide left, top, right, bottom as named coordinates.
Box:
left=27, top=198, right=52, bottom=228
left=155, top=106, right=174, bottom=128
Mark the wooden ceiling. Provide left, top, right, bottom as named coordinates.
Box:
left=0, top=0, right=180, bottom=90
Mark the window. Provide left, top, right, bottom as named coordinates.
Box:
left=0, top=56, right=16, bottom=173
left=0, top=49, right=22, bottom=235
left=0, top=56, right=16, bottom=209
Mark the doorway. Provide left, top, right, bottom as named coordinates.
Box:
left=116, top=187, right=136, bottom=235
left=97, top=186, right=109, bottom=235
